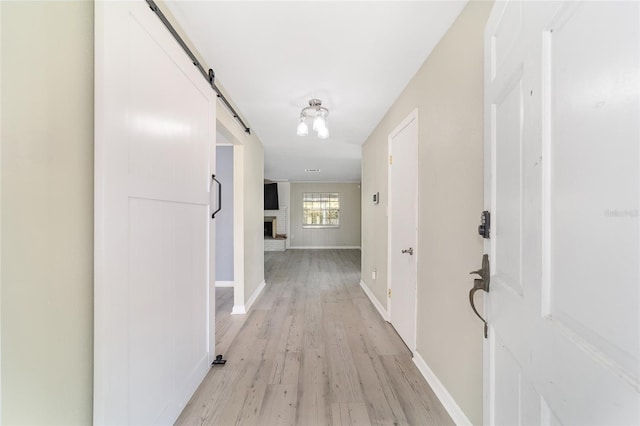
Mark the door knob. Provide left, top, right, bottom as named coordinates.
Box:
left=469, top=254, right=490, bottom=338
left=401, top=248, right=414, bottom=255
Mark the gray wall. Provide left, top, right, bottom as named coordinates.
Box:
left=290, top=182, right=361, bottom=248
left=360, top=1, right=493, bottom=423
left=1, top=2, right=94, bottom=423
left=215, top=145, right=234, bottom=282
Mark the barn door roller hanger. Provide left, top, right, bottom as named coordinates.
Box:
left=145, top=0, right=251, bottom=135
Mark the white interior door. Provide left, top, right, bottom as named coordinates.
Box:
left=484, top=1, right=639, bottom=424
left=95, top=2, right=216, bottom=424
left=388, top=109, right=418, bottom=351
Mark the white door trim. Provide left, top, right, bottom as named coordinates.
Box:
left=0, top=2, right=3, bottom=418
left=387, top=108, right=419, bottom=352
left=482, top=4, right=504, bottom=425
left=215, top=110, right=248, bottom=317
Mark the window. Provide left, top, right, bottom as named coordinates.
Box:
left=303, top=192, right=340, bottom=228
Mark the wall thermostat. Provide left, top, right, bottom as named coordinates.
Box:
left=373, top=192, right=379, bottom=204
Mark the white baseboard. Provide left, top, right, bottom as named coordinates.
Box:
left=412, top=351, right=472, bottom=426
left=289, top=246, right=361, bottom=250
left=359, top=280, right=389, bottom=322
left=231, top=305, right=246, bottom=315
left=215, top=281, right=234, bottom=287
left=359, top=280, right=470, bottom=426
left=245, top=280, right=266, bottom=313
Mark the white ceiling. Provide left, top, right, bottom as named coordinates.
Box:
left=165, top=1, right=467, bottom=182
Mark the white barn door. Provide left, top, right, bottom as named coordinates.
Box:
left=484, top=1, right=639, bottom=424
left=95, top=2, right=216, bottom=424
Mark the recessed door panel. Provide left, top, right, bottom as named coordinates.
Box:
left=494, top=77, right=524, bottom=295
left=547, top=1, right=639, bottom=381
left=492, top=337, right=523, bottom=426
left=128, top=15, right=210, bottom=204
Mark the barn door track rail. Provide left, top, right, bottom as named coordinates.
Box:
left=146, top=0, right=251, bottom=135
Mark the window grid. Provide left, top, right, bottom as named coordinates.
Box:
left=303, top=192, right=340, bottom=228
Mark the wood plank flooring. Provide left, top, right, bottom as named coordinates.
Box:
left=176, top=249, right=453, bottom=426
left=215, top=286, right=247, bottom=356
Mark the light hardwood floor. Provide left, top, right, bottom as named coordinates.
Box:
left=215, top=286, right=247, bottom=357
left=176, top=249, right=453, bottom=426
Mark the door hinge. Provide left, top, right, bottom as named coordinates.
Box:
left=389, top=155, right=393, bottom=165
left=388, top=289, right=392, bottom=298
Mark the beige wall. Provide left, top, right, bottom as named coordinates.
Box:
left=290, top=182, right=361, bottom=248
left=1, top=2, right=94, bottom=424
left=360, top=1, right=493, bottom=424
left=240, top=130, right=265, bottom=302
left=361, top=136, right=390, bottom=305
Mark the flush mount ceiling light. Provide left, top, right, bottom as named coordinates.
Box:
left=296, top=99, right=329, bottom=139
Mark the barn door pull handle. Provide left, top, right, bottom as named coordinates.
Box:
left=469, top=254, right=490, bottom=338
left=211, top=174, right=222, bottom=219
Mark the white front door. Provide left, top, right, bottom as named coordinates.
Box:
left=388, top=109, right=419, bottom=351
left=484, top=1, right=639, bottom=424
left=95, top=2, right=216, bottom=424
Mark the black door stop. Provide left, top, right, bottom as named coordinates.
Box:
left=211, top=354, right=227, bottom=366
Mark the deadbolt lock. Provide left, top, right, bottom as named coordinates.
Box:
left=478, top=211, right=491, bottom=239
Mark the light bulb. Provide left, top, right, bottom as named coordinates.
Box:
left=317, top=125, right=329, bottom=139
left=297, top=119, right=308, bottom=136
left=312, top=112, right=326, bottom=132
left=317, top=118, right=327, bottom=133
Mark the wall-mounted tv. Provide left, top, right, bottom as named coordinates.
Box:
left=264, top=183, right=279, bottom=210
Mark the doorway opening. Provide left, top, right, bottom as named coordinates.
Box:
left=214, top=122, right=247, bottom=354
